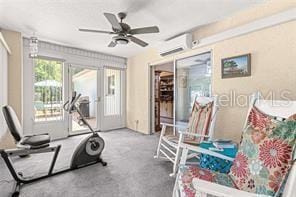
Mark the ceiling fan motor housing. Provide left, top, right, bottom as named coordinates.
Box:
left=112, top=22, right=131, bottom=33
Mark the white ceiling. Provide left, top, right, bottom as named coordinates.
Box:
left=0, top=0, right=265, bottom=58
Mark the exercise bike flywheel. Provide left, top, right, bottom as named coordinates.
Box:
left=85, top=136, right=104, bottom=156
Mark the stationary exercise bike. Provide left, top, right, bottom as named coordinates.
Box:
left=63, top=91, right=107, bottom=168
left=0, top=91, right=107, bottom=197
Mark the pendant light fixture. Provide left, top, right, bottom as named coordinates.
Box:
left=29, top=35, right=38, bottom=58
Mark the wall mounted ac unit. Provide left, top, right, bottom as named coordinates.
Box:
left=158, top=33, right=192, bottom=56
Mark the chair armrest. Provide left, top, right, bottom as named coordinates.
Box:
left=192, top=179, right=271, bottom=197
left=179, top=143, right=234, bottom=161
left=160, top=123, right=187, bottom=130
left=178, top=131, right=210, bottom=139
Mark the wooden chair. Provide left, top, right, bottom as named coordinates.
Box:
left=154, top=96, right=218, bottom=176
left=173, top=92, right=296, bottom=197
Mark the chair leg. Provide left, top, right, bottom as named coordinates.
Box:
left=170, top=148, right=181, bottom=177
left=154, top=125, right=166, bottom=159
left=172, top=173, right=180, bottom=197
left=180, top=148, right=189, bottom=165
left=170, top=134, right=184, bottom=177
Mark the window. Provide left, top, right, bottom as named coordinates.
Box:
left=34, top=58, right=63, bottom=121
left=104, top=68, right=121, bottom=116
left=107, top=75, right=115, bottom=95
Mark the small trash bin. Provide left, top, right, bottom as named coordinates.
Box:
left=79, top=96, right=90, bottom=118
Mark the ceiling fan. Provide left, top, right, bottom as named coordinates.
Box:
left=79, top=12, right=160, bottom=47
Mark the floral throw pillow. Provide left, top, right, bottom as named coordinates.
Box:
left=229, top=106, right=296, bottom=196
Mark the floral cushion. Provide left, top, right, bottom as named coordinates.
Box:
left=187, top=101, right=213, bottom=142
left=229, top=106, right=296, bottom=196
left=178, top=165, right=237, bottom=197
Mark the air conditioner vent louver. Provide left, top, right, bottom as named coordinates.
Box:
left=160, top=47, right=184, bottom=56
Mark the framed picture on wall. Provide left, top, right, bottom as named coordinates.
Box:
left=221, top=53, right=251, bottom=78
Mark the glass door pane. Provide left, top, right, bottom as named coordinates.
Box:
left=175, top=52, right=212, bottom=125
left=34, top=58, right=63, bottom=122
left=104, top=68, right=121, bottom=116
left=70, top=66, right=98, bottom=134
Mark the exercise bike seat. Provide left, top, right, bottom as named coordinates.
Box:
left=2, top=105, right=51, bottom=149
left=20, top=134, right=50, bottom=149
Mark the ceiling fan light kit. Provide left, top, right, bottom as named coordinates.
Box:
left=79, top=12, right=159, bottom=48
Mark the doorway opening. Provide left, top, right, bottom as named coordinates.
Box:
left=152, top=61, right=174, bottom=133
left=69, top=66, right=99, bottom=135
left=149, top=51, right=212, bottom=134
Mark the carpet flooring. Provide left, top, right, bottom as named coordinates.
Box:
left=0, top=129, right=175, bottom=197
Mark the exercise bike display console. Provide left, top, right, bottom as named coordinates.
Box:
left=0, top=91, right=107, bottom=197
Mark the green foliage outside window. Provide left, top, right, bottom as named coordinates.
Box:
left=34, top=59, right=63, bottom=104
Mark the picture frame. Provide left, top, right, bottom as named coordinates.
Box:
left=221, top=53, right=251, bottom=78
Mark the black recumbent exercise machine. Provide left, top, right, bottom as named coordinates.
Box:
left=0, top=91, right=107, bottom=197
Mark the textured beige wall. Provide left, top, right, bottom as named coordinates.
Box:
left=1, top=29, right=22, bottom=119
left=126, top=2, right=296, bottom=140
left=193, top=0, right=296, bottom=40
left=210, top=21, right=296, bottom=141
left=127, top=49, right=161, bottom=133
left=0, top=29, right=22, bottom=148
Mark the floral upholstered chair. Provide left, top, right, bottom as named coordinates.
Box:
left=173, top=92, right=296, bottom=197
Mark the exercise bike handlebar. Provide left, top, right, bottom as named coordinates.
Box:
left=63, top=91, right=98, bottom=134
left=63, top=92, right=81, bottom=113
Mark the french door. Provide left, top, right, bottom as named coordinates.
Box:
left=68, top=66, right=125, bottom=134
left=23, top=57, right=69, bottom=139
left=24, top=60, right=126, bottom=139
left=101, top=67, right=125, bottom=130
left=68, top=65, right=101, bottom=135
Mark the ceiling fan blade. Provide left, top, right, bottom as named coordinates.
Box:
left=103, top=13, right=122, bottom=31
left=129, top=26, right=159, bottom=35
left=108, top=41, right=117, bottom=47
left=129, top=36, right=148, bottom=47
left=79, top=28, right=114, bottom=34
